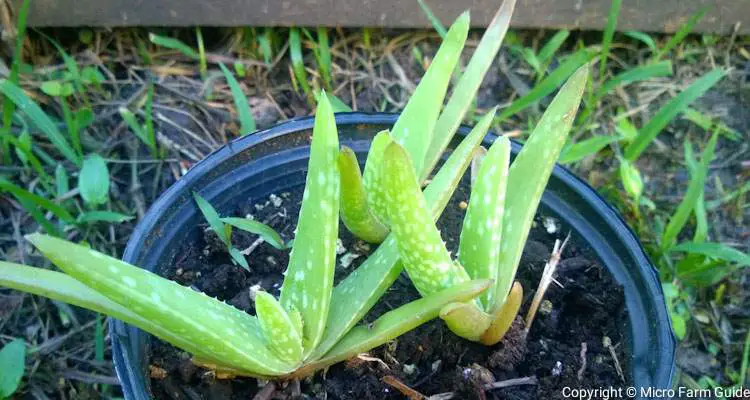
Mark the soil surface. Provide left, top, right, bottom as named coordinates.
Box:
left=148, top=175, right=631, bottom=400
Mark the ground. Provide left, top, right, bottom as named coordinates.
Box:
left=0, top=7, right=748, bottom=399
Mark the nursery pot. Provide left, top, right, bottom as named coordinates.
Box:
left=112, top=113, right=675, bottom=399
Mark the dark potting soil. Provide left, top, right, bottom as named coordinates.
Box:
left=149, top=177, right=631, bottom=400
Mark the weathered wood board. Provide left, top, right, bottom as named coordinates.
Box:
left=12, top=0, right=749, bottom=34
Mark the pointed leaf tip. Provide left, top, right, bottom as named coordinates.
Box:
left=280, top=91, right=340, bottom=354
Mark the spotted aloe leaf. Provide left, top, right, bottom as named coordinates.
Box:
left=421, top=0, right=517, bottom=182
left=279, top=92, right=340, bottom=355
left=458, top=136, right=511, bottom=309
left=293, top=279, right=491, bottom=377
left=338, top=146, right=389, bottom=243
left=0, top=260, right=264, bottom=376
left=493, top=65, right=588, bottom=305
left=362, top=130, right=393, bottom=226
left=390, top=11, right=469, bottom=177
left=361, top=13, right=469, bottom=228
left=22, top=234, right=296, bottom=376
left=383, top=141, right=468, bottom=295
left=255, top=291, right=303, bottom=363
left=310, top=110, right=495, bottom=359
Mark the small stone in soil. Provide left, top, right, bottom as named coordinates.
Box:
left=552, top=361, right=564, bottom=376
left=270, top=194, right=283, bottom=207
left=340, top=252, right=360, bottom=269
left=336, top=238, right=346, bottom=255
left=543, top=217, right=559, bottom=234
left=150, top=365, right=168, bottom=380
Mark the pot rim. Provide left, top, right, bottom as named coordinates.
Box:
left=113, top=112, right=676, bottom=399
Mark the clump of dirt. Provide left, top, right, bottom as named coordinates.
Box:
left=149, top=180, right=630, bottom=399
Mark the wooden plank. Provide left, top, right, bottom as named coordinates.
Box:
left=13, top=0, right=749, bottom=34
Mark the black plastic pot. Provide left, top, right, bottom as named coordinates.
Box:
left=112, top=113, right=675, bottom=399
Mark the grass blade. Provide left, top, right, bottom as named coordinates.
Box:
left=289, top=28, right=313, bottom=102
left=625, top=31, right=657, bottom=52
left=624, top=69, right=725, bottom=161
left=316, top=28, right=333, bottom=91
left=1, top=0, right=31, bottom=163
left=661, top=132, right=718, bottom=250
left=0, top=178, right=75, bottom=223
left=221, top=217, right=287, bottom=250
left=422, top=0, right=515, bottom=180
left=77, top=211, right=134, bottom=224
left=600, top=61, right=673, bottom=95
left=599, top=0, right=622, bottom=82
left=279, top=93, right=339, bottom=355
left=654, top=8, right=707, bottom=61
left=559, top=135, right=620, bottom=164
left=119, top=107, right=150, bottom=146
left=538, top=30, right=570, bottom=66
left=149, top=33, right=199, bottom=59
left=219, top=63, right=256, bottom=135
left=196, top=28, right=207, bottom=77
left=0, top=80, right=80, bottom=165
left=671, top=242, right=750, bottom=266
left=497, top=48, right=595, bottom=122
left=417, top=0, right=448, bottom=38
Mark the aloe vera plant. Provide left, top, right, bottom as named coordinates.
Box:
left=383, top=66, right=588, bottom=345
left=0, top=93, right=492, bottom=378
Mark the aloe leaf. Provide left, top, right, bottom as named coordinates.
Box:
left=255, top=291, right=303, bottom=363
left=458, top=136, right=510, bottom=309
left=311, top=111, right=493, bottom=359
left=296, top=279, right=491, bottom=375
left=338, top=146, right=389, bottom=243
left=23, top=234, right=296, bottom=376
left=494, top=65, right=587, bottom=305
left=390, top=11, right=469, bottom=177
left=439, top=301, right=493, bottom=341
left=383, top=141, right=468, bottom=295
left=479, top=280, right=522, bottom=345
left=362, top=130, right=394, bottom=225
left=280, top=93, right=339, bottom=355
left=221, top=217, right=287, bottom=250
left=421, top=0, right=516, bottom=181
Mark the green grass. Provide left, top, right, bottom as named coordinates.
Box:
left=1, top=0, right=30, bottom=164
